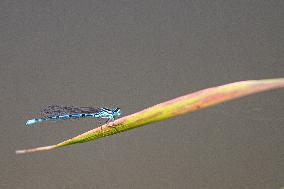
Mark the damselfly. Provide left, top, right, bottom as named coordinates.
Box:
left=26, top=105, right=122, bottom=126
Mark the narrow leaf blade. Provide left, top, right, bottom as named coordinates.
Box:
left=16, top=78, right=284, bottom=154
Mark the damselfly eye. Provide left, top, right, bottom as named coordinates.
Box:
left=113, top=108, right=121, bottom=116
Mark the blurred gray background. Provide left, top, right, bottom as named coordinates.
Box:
left=0, top=1, right=283, bottom=189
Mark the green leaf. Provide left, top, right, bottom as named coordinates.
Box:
left=16, top=78, right=284, bottom=154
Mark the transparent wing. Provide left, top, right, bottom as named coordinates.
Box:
left=41, top=105, right=100, bottom=117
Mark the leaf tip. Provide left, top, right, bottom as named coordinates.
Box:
left=15, top=149, right=26, bottom=154
left=15, top=145, right=57, bottom=154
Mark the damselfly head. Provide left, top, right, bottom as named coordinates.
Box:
left=112, top=108, right=122, bottom=117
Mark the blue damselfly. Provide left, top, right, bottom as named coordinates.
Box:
left=26, top=105, right=122, bottom=126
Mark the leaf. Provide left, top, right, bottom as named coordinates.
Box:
left=16, top=78, right=284, bottom=154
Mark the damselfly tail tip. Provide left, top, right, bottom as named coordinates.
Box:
left=25, top=119, right=37, bottom=126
